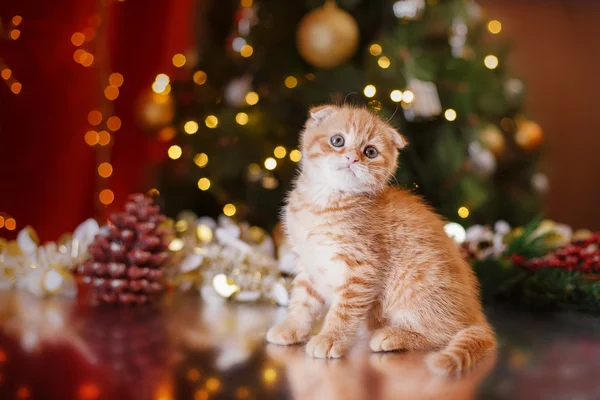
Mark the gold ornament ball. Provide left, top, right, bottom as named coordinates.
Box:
left=296, top=1, right=359, bottom=69
left=480, top=125, right=506, bottom=156
left=515, top=120, right=543, bottom=151
left=135, top=90, right=175, bottom=132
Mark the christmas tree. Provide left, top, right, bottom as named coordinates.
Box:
left=158, top=0, right=544, bottom=229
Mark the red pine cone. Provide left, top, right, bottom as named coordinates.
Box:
left=77, top=193, right=171, bottom=306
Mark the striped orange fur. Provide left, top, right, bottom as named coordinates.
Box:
left=266, top=105, right=497, bottom=376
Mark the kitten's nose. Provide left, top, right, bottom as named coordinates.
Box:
left=345, top=155, right=359, bottom=164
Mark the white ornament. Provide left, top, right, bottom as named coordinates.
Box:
left=465, top=225, right=495, bottom=260
left=393, top=0, right=425, bottom=20
left=463, top=222, right=512, bottom=260
left=404, top=79, right=442, bottom=120
left=505, top=78, right=524, bottom=98
left=532, top=173, right=549, bottom=194
left=224, top=75, right=253, bottom=107
left=468, top=142, right=496, bottom=177
left=449, top=18, right=468, bottom=58
left=467, top=1, right=483, bottom=23
left=231, top=37, right=247, bottom=52
left=444, top=222, right=467, bottom=244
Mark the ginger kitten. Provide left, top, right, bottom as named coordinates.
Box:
left=266, top=105, right=497, bottom=376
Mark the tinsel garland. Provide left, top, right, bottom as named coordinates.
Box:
left=0, top=219, right=100, bottom=297
left=167, top=212, right=292, bottom=306
left=2, top=196, right=600, bottom=314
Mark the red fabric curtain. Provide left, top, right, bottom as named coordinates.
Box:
left=0, top=0, right=194, bottom=242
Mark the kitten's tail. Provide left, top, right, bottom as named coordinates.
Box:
left=425, top=324, right=497, bottom=376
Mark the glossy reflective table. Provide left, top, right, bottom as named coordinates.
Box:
left=0, top=292, right=599, bottom=400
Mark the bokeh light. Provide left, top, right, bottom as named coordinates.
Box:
left=107, top=116, right=121, bottom=131
left=193, top=70, right=207, bottom=85
left=168, top=145, right=182, bottom=160
left=197, top=178, right=211, bottom=191
left=223, top=204, right=236, bottom=217
left=289, top=149, right=302, bottom=162
left=99, top=189, right=114, bottom=205
left=284, top=76, right=298, bottom=88
left=245, top=91, right=259, bottom=105
left=97, top=162, right=113, bottom=178
left=172, top=53, right=186, bottom=67
left=444, top=109, right=457, bottom=121
left=88, top=110, right=102, bottom=126
left=236, top=112, right=249, bottom=125
left=240, top=45, right=254, bottom=58
left=274, top=146, right=287, bottom=159
left=109, top=73, right=124, bottom=87
left=363, top=84, right=376, bottom=98
left=205, top=115, right=218, bottom=128
left=194, top=153, right=209, bottom=168
left=71, top=32, right=85, bottom=46
left=484, top=55, right=499, bottom=69
left=488, top=20, right=502, bottom=34
left=378, top=56, right=391, bottom=69
left=184, top=120, right=199, bottom=134
left=390, top=90, right=403, bottom=102
left=369, top=44, right=382, bottom=56
left=264, top=157, right=277, bottom=170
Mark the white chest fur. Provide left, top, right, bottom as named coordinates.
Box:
left=285, top=204, right=348, bottom=300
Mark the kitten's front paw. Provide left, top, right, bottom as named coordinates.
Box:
left=306, top=333, right=350, bottom=358
left=266, top=323, right=310, bottom=345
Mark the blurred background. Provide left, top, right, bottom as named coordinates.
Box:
left=1, top=0, right=599, bottom=242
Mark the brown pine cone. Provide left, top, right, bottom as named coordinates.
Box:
left=77, top=193, right=172, bottom=306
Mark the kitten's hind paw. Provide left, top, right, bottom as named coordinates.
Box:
left=266, top=323, right=310, bottom=345
left=306, top=333, right=350, bottom=358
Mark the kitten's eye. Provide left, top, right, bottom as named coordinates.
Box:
left=330, top=134, right=345, bottom=148
left=364, top=146, right=378, bottom=159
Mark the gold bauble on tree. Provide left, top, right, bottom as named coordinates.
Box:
left=515, top=120, right=543, bottom=151
left=296, top=0, right=359, bottom=69
left=480, top=124, right=506, bottom=156
left=135, top=89, right=175, bottom=132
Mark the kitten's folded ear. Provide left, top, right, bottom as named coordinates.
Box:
left=390, top=128, right=408, bottom=149
left=307, top=105, right=336, bottom=128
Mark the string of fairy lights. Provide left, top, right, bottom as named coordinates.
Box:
left=1, top=15, right=23, bottom=95
left=0, top=2, right=506, bottom=232
left=158, top=0, right=303, bottom=219
left=0, top=15, right=23, bottom=232
left=76, top=3, right=124, bottom=211
left=364, top=17, right=505, bottom=221
left=2, top=5, right=123, bottom=228
left=159, top=0, right=505, bottom=221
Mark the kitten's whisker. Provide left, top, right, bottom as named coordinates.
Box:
left=386, top=103, right=400, bottom=124
left=343, top=92, right=358, bottom=105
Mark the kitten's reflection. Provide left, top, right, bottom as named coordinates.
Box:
left=267, top=343, right=496, bottom=400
